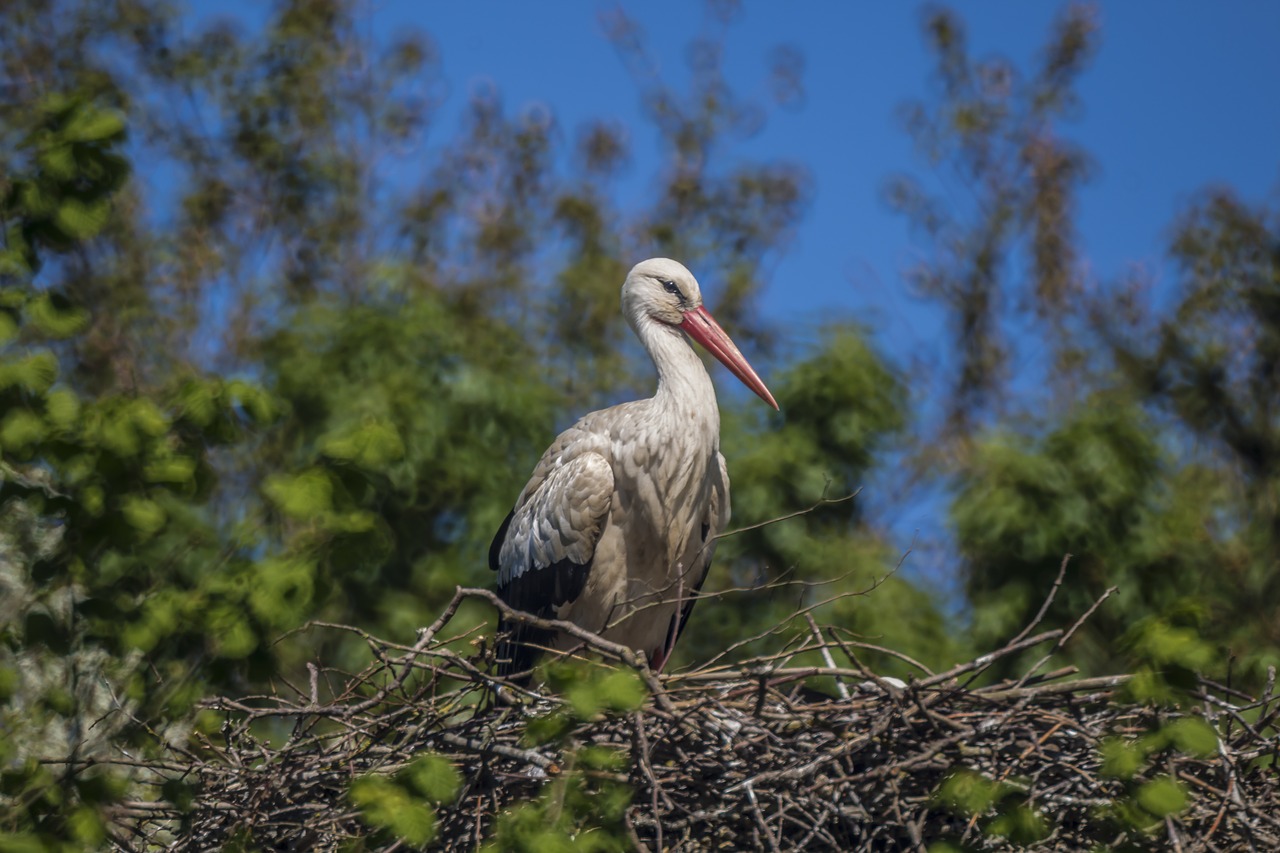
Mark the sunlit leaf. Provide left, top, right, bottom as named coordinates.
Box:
left=400, top=754, right=462, bottom=804
left=1134, top=776, right=1188, bottom=818
left=349, top=776, right=437, bottom=846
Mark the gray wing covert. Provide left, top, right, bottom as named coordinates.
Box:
left=490, top=450, right=613, bottom=676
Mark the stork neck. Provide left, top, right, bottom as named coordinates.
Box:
left=638, top=317, right=720, bottom=425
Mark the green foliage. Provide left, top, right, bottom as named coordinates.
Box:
left=931, top=769, right=1050, bottom=846
left=1092, top=710, right=1214, bottom=838
left=2, top=96, right=129, bottom=273
left=524, top=661, right=647, bottom=746
left=484, top=663, right=645, bottom=850
left=953, top=399, right=1248, bottom=679
left=539, top=661, right=648, bottom=723
left=690, top=327, right=958, bottom=673
left=349, top=775, right=439, bottom=847
left=482, top=747, right=634, bottom=853
left=347, top=753, right=462, bottom=845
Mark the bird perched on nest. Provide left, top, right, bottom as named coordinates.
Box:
left=489, top=258, right=778, bottom=677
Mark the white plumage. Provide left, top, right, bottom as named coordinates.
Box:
left=490, top=258, right=777, bottom=675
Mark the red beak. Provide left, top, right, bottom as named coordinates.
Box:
left=680, top=306, right=779, bottom=410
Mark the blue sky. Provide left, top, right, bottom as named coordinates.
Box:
left=373, top=2, right=1279, bottom=341
left=206, top=0, right=1280, bottom=372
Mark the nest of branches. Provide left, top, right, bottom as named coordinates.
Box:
left=112, top=582, right=1280, bottom=852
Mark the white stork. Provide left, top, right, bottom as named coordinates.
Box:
left=489, top=258, right=778, bottom=677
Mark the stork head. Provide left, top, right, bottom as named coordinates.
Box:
left=622, top=258, right=779, bottom=410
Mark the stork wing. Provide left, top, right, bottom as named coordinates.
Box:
left=489, top=450, right=613, bottom=677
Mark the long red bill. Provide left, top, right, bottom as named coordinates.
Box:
left=680, top=305, right=779, bottom=410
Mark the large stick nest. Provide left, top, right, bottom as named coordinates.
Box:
left=110, top=586, right=1280, bottom=851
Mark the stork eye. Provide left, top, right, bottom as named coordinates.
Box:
left=661, top=280, right=682, bottom=297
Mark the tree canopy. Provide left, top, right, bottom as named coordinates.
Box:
left=1, top=1, right=1276, bottom=849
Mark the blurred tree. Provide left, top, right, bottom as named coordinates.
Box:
left=2, top=0, right=930, bottom=845
left=887, top=4, right=1098, bottom=444
left=693, top=327, right=957, bottom=676
left=894, top=4, right=1279, bottom=685
left=1102, top=191, right=1280, bottom=675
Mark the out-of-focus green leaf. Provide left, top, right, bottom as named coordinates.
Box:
left=1134, top=777, right=1188, bottom=818
left=1164, top=717, right=1219, bottom=757
left=349, top=776, right=437, bottom=846
left=264, top=468, right=333, bottom=520
left=28, top=293, right=89, bottom=338
left=63, top=105, right=126, bottom=142
left=0, top=409, right=47, bottom=453
left=143, top=455, right=197, bottom=485
left=54, top=198, right=111, bottom=240
left=321, top=419, right=405, bottom=469
left=248, top=557, right=315, bottom=629
left=121, top=495, right=167, bottom=535
left=399, top=754, right=462, bottom=804
left=934, top=769, right=1002, bottom=816
left=1099, top=737, right=1145, bottom=780
left=0, top=351, right=58, bottom=393
left=44, top=388, right=80, bottom=428
left=206, top=605, right=257, bottom=659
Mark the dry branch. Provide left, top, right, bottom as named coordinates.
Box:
left=104, top=587, right=1280, bottom=852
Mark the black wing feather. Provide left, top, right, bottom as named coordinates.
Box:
left=491, top=513, right=591, bottom=679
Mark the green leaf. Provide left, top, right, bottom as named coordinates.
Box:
left=0, top=312, right=17, bottom=344
left=1164, top=717, right=1219, bottom=757
left=264, top=469, right=333, bottom=520
left=986, top=803, right=1049, bottom=844
left=28, top=292, right=89, bottom=338
left=0, top=832, right=49, bottom=853
left=349, top=776, right=437, bottom=846
left=1125, top=667, right=1178, bottom=705
left=99, top=414, right=141, bottom=457
left=595, top=669, right=647, bottom=713
left=0, top=668, right=17, bottom=701
left=523, top=711, right=574, bottom=746
left=81, top=484, right=105, bottom=516
left=0, top=351, right=58, bottom=393
left=44, top=388, right=81, bottom=428
left=63, top=106, right=126, bottom=142
left=0, top=409, right=47, bottom=454
left=228, top=379, right=275, bottom=423
left=129, top=398, right=169, bottom=436
left=54, top=198, right=111, bottom=240
left=143, top=456, right=197, bottom=485
left=564, top=679, right=605, bottom=719
left=67, top=805, right=107, bottom=846
left=175, top=379, right=218, bottom=427
left=1135, top=776, right=1188, bottom=818
left=206, top=606, right=257, bottom=659
left=121, top=495, right=167, bottom=536
left=399, top=754, right=462, bottom=804
left=248, top=557, right=315, bottom=629
left=577, top=746, right=626, bottom=772
left=934, top=769, right=1002, bottom=816
left=1099, top=737, right=1146, bottom=780
left=37, top=143, right=77, bottom=181
left=321, top=419, right=405, bottom=469
left=324, top=509, right=378, bottom=533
